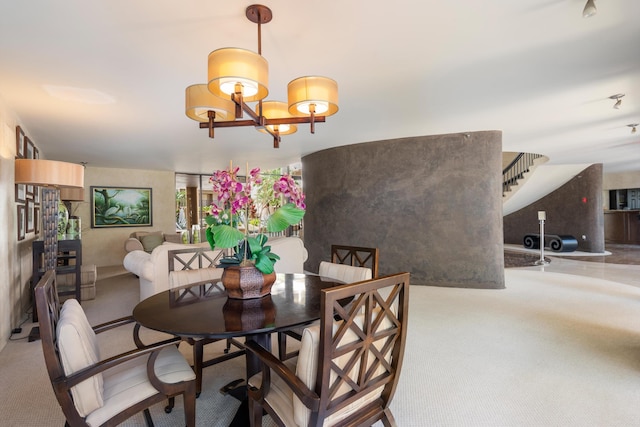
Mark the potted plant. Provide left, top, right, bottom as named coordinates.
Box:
left=204, top=165, right=305, bottom=298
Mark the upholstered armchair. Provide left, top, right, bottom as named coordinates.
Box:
left=246, top=273, right=410, bottom=427
left=35, top=270, right=197, bottom=426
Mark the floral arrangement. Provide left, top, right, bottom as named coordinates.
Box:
left=205, top=165, right=305, bottom=274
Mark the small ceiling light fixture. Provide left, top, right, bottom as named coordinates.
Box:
left=582, top=0, right=597, bottom=18
left=185, top=4, right=338, bottom=148
left=628, top=124, right=638, bottom=134
left=610, top=94, right=625, bottom=109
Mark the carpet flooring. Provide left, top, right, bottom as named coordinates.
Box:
left=3, top=256, right=640, bottom=426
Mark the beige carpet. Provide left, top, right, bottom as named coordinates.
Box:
left=2, top=266, right=640, bottom=426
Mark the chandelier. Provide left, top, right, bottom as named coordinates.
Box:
left=185, top=4, right=338, bottom=148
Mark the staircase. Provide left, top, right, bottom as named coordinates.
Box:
left=502, top=152, right=547, bottom=203
left=502, top=154, right=592, bottom=216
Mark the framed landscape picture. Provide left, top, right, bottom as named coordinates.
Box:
left=15, top=184, right=26, bottom=203
left=16, top=126, right=25, bottom=158
left=34, top=206, right=40, bottom=235
left=90, top=186, right=152, bottom=228
left=26, top=199, right=34, bottom=233
left=17, top=204, right=25, bottom=241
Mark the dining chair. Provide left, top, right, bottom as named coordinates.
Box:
left=246, top=272, right=410, bottom=427
left=167, top=247, right=245, bottom=396
left=35, top=269, right=197, bottom=427
left=330, top=244, right=379, bottom=278
left=277, top=245, right=379, bottom=361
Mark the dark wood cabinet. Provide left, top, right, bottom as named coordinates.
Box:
left=32, top=239, right=82, bottom=321
left=604, top=211, right=640, bottom=244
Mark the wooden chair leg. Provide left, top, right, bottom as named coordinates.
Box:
left=184, top=382, right=197, bottom=427
left=192, top=340, right=204, bottom=397
left=249, top=396, right=263, bottom=427
left=164, top=397, right=175, bottom=413
left=381, top=408, right=397, bottom=427
left=277, top=332, right=287, bottom=360
left=143, top=408, right=154, bottom=426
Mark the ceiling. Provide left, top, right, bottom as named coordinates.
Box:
left=0, top=1, right=638, bottom=175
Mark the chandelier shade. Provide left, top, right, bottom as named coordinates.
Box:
left=288, top=76, right=339, bottom=117
left=15, top=159, right=84, bottom=188
left=185, top=84, right=236, bottom=122
left=187, top=4, right=337, bottom=148
left=207, top=48, right=269, bottom=102
left=255, top=101, right=297, bottom=135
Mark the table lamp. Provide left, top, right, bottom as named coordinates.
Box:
left=15, top=159, right=84, bottom=273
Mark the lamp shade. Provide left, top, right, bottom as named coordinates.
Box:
left=255, top=101, right=297, bottom=135
left=185, top=84, right=236, bottom=123
left=60, top=187, right=85, bottom=201
left=208, top=48, right=268, bottom=102
left=288, top=76, right=338, bottom=117
left=15, top=159, right=84, bottom=188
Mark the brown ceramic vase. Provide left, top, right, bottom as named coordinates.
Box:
left=221, top=265, right=276, bottom=299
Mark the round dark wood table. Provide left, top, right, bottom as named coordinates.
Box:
left=132, top=273, right=340, bottom=426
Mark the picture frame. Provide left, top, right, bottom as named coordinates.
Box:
left=34, top=206, right=40, bottom=235
left=15, top=184, right=26, bottom=203
left=16, top=126, right=25, bottom=158
left=26, top=183, right=34, bottom=199
left=34, top=186, right=40, bottom=205
left=91, top=186, right=152, bottom=228
left=17, top=204, right=25, bottom=241
left=25, top=137, right=34, bottom=159
left=26, top=199, right=34, bottom=233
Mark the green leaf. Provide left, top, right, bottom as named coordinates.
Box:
left=211, top=225, right=244, bottom=249
left=204, top=215, right=217, bottom=226
left=206, top=227, right=215, bottom=248
left=266, top=203, right=305, bottom=233
left=254, top=254, right=275, bottom=274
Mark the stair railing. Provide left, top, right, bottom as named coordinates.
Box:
left=502, top=153, right=543, bottom=194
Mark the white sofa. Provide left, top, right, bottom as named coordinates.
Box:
left=123, top=237, right=308, bottom=301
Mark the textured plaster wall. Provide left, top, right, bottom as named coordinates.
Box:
left=503, top=164, right=604, bottom=252
left=302, top=131, right=505, bottom=289
left=76, top=167, right=176, bottom=267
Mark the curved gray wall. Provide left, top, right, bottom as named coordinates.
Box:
left=302, top=131, right=505, bottom=289
left=503, top=163, right=604, bottom=252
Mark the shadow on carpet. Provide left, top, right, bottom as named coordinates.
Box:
left=504, top=250, right=550, bottom=268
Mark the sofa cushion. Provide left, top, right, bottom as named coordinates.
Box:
left=57, top=299, right=104, bottom=417
left=141, top=233, right=165, bottom=253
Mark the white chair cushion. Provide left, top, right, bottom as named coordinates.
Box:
left=168, top=267, right=223, bottom=288
left=318, top=261, right=371, bottom=284
left=268, top=237, right=308, bottom=274
left=86, top=345, right=196, bottom=426
left=57, top=299, right=104, bottom=417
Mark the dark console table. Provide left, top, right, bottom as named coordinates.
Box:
left=32, top=238, right=82, bottom=322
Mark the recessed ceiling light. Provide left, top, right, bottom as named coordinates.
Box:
left=609, top=93, right=625, bottom=109
left=43, top=85, right=116, bottom=105
left=583, top=0, right=597, bottom=18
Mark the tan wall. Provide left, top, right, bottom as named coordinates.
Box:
left=0, top=97, right=40, bottom=352
left=75, top=167, right=176, bottom=267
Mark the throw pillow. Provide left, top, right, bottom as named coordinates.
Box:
left=141, top=233, right=164, bottom=253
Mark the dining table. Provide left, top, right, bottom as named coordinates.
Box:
left=132, top=273, right=342, bottom=426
